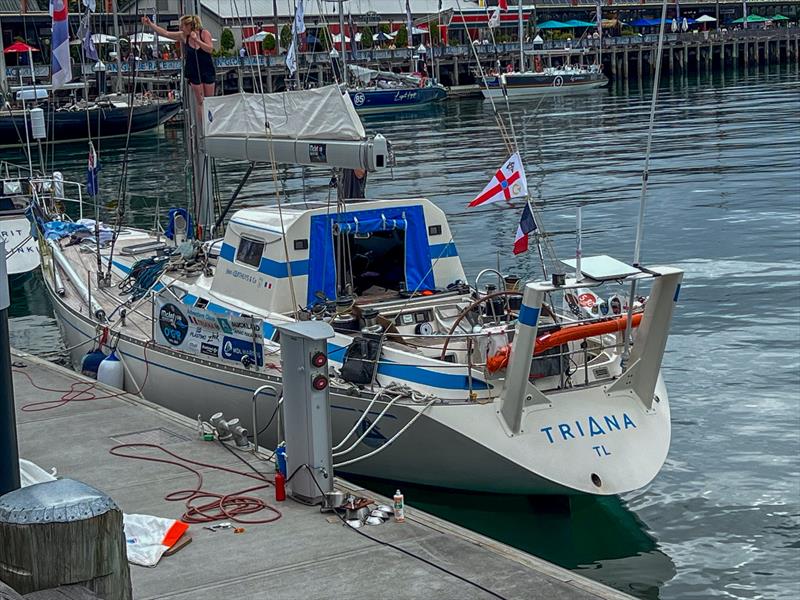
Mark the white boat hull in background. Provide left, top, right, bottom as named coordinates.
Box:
left=1, top=215, right=39, bottom=275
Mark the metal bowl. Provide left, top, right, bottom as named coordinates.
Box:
left=370, top=509, right=390, bottom=520
left=376, top=504, right=394, bottom=514
left=346, top=519, right=362, bottom=529
left=365, top=516, right=384, bottom=526
left=346, top=506, right=370, bottom=522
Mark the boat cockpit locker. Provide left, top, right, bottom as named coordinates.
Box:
left=209, top=199, right=466, bottom=318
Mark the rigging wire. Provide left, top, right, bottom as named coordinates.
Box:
left=622, top=0, right=670, bottom=365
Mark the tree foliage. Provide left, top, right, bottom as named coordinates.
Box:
left=262, top=34, right=276, bottom=53
left=220, top=28, right=235, bottom=54
left=428, top=23, right=441, bottom=45
left=360, top=26, right=374, bottom=48
left=281, top=24, right=292, bottom=50
left=395, top=24, right=408, bottom=47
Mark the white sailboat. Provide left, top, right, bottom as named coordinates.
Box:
left=38, top=83, right=682, bottom=496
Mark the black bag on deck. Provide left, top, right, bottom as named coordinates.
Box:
left=340, top=337, right=381, bottom=385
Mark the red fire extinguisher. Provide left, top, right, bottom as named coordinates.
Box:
left=274, top=471, right=286, bottom=502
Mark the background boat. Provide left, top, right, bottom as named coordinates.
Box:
left=0, top=99, right=182, bottom=148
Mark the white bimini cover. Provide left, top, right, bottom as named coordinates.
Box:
left=204, top=85, right=366, bottom=142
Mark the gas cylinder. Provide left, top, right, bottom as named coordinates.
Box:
left=274, top=471, right=286, bottom=502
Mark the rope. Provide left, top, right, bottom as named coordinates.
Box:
left=108, top=442, right=282, bottom=525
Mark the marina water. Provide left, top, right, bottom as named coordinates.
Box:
left=6, top=65, right=799, bottom=599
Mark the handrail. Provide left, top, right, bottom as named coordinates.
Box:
left=251, top=384, right=280, bottom=454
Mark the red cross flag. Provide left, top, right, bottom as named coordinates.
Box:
left=468, top=152, right=528, bottom=208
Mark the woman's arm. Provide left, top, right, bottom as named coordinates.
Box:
left=141, top=16, right=183, bottom=42
left=192, top=29, right=214, bottom=54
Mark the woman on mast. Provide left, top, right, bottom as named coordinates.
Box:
left=141, top=14, right=215, bottom=118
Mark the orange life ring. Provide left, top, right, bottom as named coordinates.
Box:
left=485, top=313, right=643, bottom=373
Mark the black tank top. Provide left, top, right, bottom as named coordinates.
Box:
left=184, top=30, right=215, bottom=84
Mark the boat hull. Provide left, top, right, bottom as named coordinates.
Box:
left=349, top=86, right=447, bottom=113
left=0, top=212, right=39, bottom=275
left=481, top=72, right=608, bottom=99
left=48, top=270, right=671, bottom=496
left=0, top=102, right=182, bottom=148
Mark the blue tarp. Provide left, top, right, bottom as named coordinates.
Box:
left=43, top=220, right=90, bottom=240
left=307, top=205, right=435, bottom=306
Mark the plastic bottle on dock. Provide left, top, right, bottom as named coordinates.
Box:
left=393, top=490, right=405, bottom=523
left=97, top=351, right=124, bottom=389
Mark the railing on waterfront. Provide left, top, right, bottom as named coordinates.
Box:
left=4, top=27, right=797, bottom=79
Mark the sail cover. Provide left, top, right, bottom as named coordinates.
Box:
left=204, top=85, right=366, bottom=141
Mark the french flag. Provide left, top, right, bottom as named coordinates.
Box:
left=513, top=203, right=537, bottom=255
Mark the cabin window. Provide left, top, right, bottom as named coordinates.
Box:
left=428, top=225, right=442, bottom=236
left=236, top=237, right=264, bottom=268
left=294, top=239, right=308, bottom=250
left=195, top=298, right=209, bottom=309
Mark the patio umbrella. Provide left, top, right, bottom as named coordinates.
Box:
left=731, top=15, right=770, bottom=24
left=537, top=20, right=570, bottom=29
left=129, top=32, right=174, bottom=44
left=3, top=41, right=39, bottom=54
left=671, top=18, right=678, bottom=32
left=681, top=17, right=689, bottom=31
left=631, top=18, right=652, bottom=27
left=243, top=31, right=274, bottom=43
left=91, top=33, right=118, bottom=44
left=695, top=15, right=717, bottom=23
left=373, top=31, right=393, bottom=42
left=563, top=20, right=595, bottom=28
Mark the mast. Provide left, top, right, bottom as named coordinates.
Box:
left=186, top=0, right=214, bottom=238
left=518, top=1, right=523, bottom=71
left=339, top=0, right=347, bottom=86
left=0, top=16, right=7, bottom=95
left=112, top=0, right=123, bottom=93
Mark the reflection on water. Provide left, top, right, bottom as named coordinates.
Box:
left=345, top=474, right=675, bottom=598
left=5, top=65, right=799, bottom=599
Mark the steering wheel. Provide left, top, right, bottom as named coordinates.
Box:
left=438, top=291, right=523, bottom=361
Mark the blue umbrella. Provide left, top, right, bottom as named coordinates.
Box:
left=537, top=20, right=570, bottom=29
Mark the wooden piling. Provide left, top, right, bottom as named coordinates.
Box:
left=0, top=479, right=132, bottom=599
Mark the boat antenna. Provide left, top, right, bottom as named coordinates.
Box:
left=621, top=0, right=669, bottom=367
left=105, top=0, right=144, bottom=281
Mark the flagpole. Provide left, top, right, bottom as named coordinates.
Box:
left=575, top=204, right=582, bottom=282
left=529, top=198, right=548, bottom=279
left=517, top=1, right=523, bottom=71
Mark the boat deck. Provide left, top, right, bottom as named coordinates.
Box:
left=8, top=350, right=634, bottom=600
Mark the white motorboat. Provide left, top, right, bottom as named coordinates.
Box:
left=39, top=85, right=683, bottom=496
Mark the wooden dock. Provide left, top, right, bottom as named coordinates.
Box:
left=4, top=350, right=636, bottom=600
